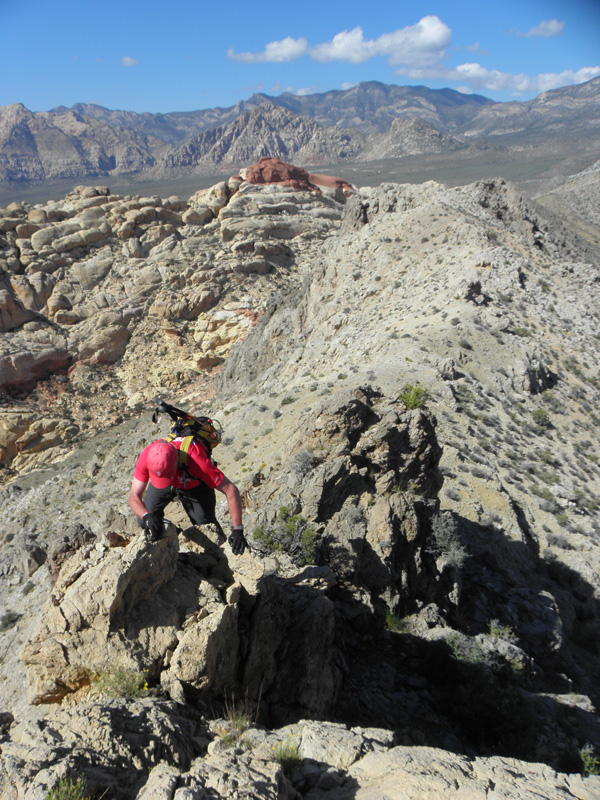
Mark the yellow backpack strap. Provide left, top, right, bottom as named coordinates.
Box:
left=161, top=434, right=193, bottom=474
left=178, top=435, right=194, bottom=472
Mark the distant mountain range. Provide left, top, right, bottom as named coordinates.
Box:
left=1, top=78, right=599, bottom=184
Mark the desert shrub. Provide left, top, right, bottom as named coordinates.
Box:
left=447, top=632, right=486, bottom=665
left=0, top=611, right=21, bottom=632
left=488, top=619, right=518, bottom=644
left=89, top=666, right=148, bottom=698
left=271, top=733, right=302, bottom=776
left=385, top=609, right=412, bottom=632
left=532, top=408, right=551, bottom=428
left=45, top=776, right=88, bottom=800
left=219, top=695, right=253, bottom=748
left=579, top=744, right=600, bottom=776
left=445, top=487, right=461, bottom=501
left=399, top=383, right=429, bottom=409
left=430, top=512, right=467, bottom=568
left=546, top=532, right=571, bottom=549
left=225, top=702, right=251, bottom=738
left=290, top=448, right=320, bottom=478
left=253, top=507, right=317, bottom=566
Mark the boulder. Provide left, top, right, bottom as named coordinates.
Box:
left=69, top=254, right=113, bottom=290
left=303, top=745, right=600, bottom=800
left=0, top=347, right=73, bottom=391
left=9, top=272, right=55, bottom=312
left=0, top=698, right=203, bottom=800
left=0, top=282, right=35, bottom=331
left=182, top=206, right=213, bottom=226
left=52, top=227, right=106, bottom=253
left=30, top=221, right=82, bottom=251
left=21, top=524, right=180, bottom=703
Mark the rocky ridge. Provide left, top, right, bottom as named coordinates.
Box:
left=0, top=103, right=165, bottom=183
left=2, top=77, right=599, bottom=187
left=0, top=160, right=599, bottom=797
left=159, top=106, right=463, bottom=175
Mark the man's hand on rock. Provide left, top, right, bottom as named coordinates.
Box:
left=143, top=512, right=164, bottom=542
left=228, top=526, right=247, bottom=555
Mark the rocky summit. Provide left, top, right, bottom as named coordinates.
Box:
left=0, top=156, right=600, bottom=799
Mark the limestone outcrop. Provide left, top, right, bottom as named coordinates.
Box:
left=0, top=166, right=349, bottom=474
left=20, top=393, right=446, bottom=718
left=2, top=714, right=598, bottom=800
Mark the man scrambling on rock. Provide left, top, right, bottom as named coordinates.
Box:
left=128, top=438, right=246, bottom=554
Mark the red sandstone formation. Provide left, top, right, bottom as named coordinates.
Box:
left=242, top=157, right=353, bottom=196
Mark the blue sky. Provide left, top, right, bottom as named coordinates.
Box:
left=2, top=0, right=599, bottom=113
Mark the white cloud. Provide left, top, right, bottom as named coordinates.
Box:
left=121, top=56, right=139, bottom=67
left=227, top=16, right=451, bottom=67
left=310, top=27, right=375, bottom=64
left=518, top=19, right=565, bottom=38
left=341, top=81, right=358, bottom=90
left=225, top=15, right=596, bottom=100
left=310, top=17, right=451, bottom=66
left=296, top=86, right=318, bottom=96
left=227, top=36, right=308, bottom=63
left=397, top=62, right=600, bottom=95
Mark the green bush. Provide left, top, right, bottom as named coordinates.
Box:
left=89, top=666, right=148, bottom=698
left=580, top=744, right=600, bottom=776
left=447, top=632, right=485, bottom=665
left=271, top=733, right=302, bottom=776
left=0, top=611, right=21, bottom=632
left=46, top=776, right=88, bottom=800
left=385, top=609, right=411, bottom=632
left=488, top=620, right=518, bottom=644
left=399, top=383, right=429, bottom=409
left=253, top=507, right=317, bottom=566
left=532, top=408, right=551, bottom=428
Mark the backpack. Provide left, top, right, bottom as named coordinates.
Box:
left=152, top=400, right=222, bottom=475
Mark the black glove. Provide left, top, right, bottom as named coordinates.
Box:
left=143, top=512, right=164, bottom=542
left=228, top=526, right=247, bottom=555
